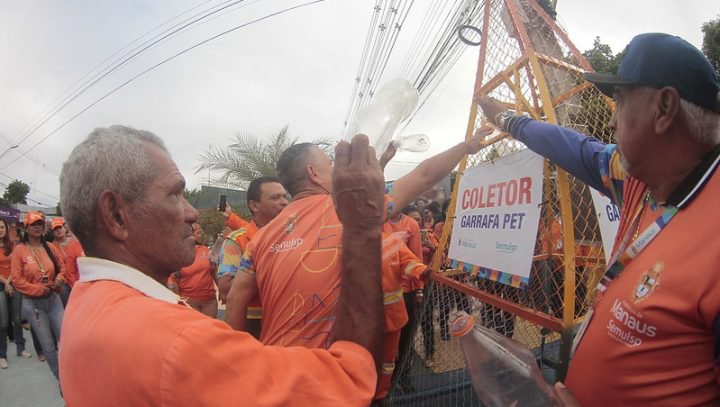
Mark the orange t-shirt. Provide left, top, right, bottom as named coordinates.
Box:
left=11, top=243, right=67, bottom=297
left=381, top=233, right=426, bottom=332
left=240, top=193, right=392, bottom=348
left=566, top=170, right=720, bottom=405
left=61, top=258, right=376, bottom=406
left=241, top=195, right=342, bottom=348
left=169, top=245, right=216, bottom=302
left=0, top=247, right=12, bottom=280
left=63, top=239, right=85, bottom=287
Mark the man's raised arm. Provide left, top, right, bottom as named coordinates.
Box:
left=390, top=126, right=495, bottom=216
left=330, top=134, right=386, bottom=372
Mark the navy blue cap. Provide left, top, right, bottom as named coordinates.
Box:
left=583, top=33, right=720, bottom=114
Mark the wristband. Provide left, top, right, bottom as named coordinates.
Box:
left=494, top=110, right=516, bottom=132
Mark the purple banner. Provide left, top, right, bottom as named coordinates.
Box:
left=0, top=207, right=20, bottom=223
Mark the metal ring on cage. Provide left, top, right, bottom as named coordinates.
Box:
left=456, top=24, right=482, bottom=46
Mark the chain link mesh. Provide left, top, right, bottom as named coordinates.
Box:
left=387, top=0, right=616, bottom=405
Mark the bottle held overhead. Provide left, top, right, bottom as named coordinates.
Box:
left=394, top=133, right=430, bottom=153
left=345, top=78, right=419, bottom=157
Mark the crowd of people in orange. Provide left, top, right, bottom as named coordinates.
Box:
left=1, top=31, right=719, bottom=407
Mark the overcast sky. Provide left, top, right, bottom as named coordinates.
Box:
left=1, top=0, right=717, bottom=207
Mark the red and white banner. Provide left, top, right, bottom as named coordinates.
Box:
left=449, top=149, right=543, bottom=280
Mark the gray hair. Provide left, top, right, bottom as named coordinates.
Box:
left=276, top=142, right=316, bottom=197
left=680, top=98, right=720, bottom=145
left=59, top=125, right=167, bottom=250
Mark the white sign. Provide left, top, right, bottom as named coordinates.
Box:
left=449, top=149, right=543, bottom=279
left=589, top=188, right=620, bottom=262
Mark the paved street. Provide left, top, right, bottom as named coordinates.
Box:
left=0, top=330, right=65, bottom=407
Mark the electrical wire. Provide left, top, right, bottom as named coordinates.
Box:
left=11, top=0, right=253, bottom=154
left=1, top=0, right=328, bottom=170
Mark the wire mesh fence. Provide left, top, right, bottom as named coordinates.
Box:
left=386, top=0, right=616, bottom=405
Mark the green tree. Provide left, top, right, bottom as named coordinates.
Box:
left=3, top=180, right=30, bottom=204
left=583, top=37, right=622, bottom=74
left=196, top=126, right=332, bottom=189
left=702, top=15, right=720, bottom=77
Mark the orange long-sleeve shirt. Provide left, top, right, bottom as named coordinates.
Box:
left=63, top=239, right=85, bottom=287
left=168, top=245, right=217, bottom=301
left=381, top=234, right=426, bottom=333
left=0, top=247, right=12, bottom=281
left=61, top=258, right=376, bottom=407
left=226, top=212, right=251, bottom=231
left=382, top=214, right=422, bottom=259
left=11, top=243, right=66, bottom=297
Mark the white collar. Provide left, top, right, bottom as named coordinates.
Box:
left=77, top=257, right=180, bottom=304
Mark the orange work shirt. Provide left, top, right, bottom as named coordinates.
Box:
left=381, top=234, right=426, bottom=332
left=63, top=239, right=85, bottom=287
left=382, top=214, right=422, bottom=259
left=11, top=243, right=67, bottom=297
left=566, top=167, right=720, bottom=405
left=169, top=245, right=216, bottom=302
left=0, top=246, right=12, bottom=280
left=226, top=212, right=251, bottom=230
left=60, top=258, right=376, bottom=407
left=240, top=193, right=392, bottom=348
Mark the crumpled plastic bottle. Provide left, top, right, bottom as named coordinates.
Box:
left=450, top=311, right=560, bottom=407
left=345, top=78, right=419, bottom=157
left=209, top=233, right=225, bottom=265
left=393, top=133, right=430, bottom=153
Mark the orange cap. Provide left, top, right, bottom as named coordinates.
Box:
left=51, top=217, right=66, bottom=230
left=24, top=211, right=46, bottom=227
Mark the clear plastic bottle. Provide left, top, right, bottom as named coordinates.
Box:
left=209, top=233, right=225, bottom=265
left=450, top=311, right=559, bottom=407
left=345, top=78, right=419, bottom=157
left=394, top=133, right=430, bottom=153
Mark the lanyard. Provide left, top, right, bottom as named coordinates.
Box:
left=572, top=190, right=679, bottom=354
left=29, top=246, right=47, bottom=275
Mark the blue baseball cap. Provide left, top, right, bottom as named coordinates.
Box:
left=583, top=33, right=720, bottom=114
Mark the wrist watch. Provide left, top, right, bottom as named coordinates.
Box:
left=494, top=110, right=516, bottom=132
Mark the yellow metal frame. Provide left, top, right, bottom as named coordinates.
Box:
left=429, top=0, right=614, bottom=380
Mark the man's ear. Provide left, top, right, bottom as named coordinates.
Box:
left=97, top=190, right=130, bottom=242
left=654, top=87, right=681, bottom=135
left=248, top=200, right=259, bottom=216
left=306, top=164, right=323, bottom=186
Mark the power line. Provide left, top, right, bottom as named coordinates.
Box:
left=13, top=0, right=223, bottom=144
left=12, top=0, right=245, bottom=150
left=1, top=0, right=327, bottom=170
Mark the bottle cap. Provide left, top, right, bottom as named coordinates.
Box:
left=450, top=311, right=475, bottom=337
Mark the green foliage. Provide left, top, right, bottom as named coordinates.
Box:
left=196, top=126, right=333, bottom=189
left=197, top=208, right=227, bottom=245
left=583, top=37, right=622, bottom=74
left=702, top=15, right=720, bottom=77
left=3, top=180, right=30, bottom=204
left=183, top=187, right=213, bottom=208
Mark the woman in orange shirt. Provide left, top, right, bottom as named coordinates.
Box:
left=168, top=223, right=218, bottom=318
left=50, top=218, right=73, bottom=307
left=0, top=218, right=32, bottom=368
left=11, top=212, right=66, bottom=381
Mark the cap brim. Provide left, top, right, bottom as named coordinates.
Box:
left=583, top=72, right=637, bottom=98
